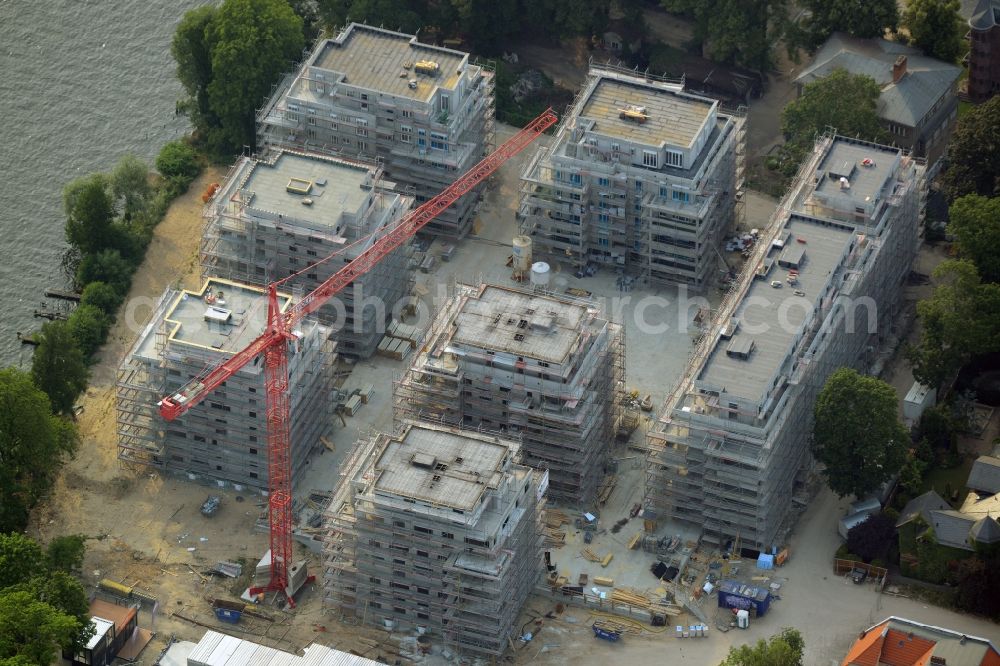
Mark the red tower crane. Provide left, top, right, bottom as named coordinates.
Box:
left=158, top=108, right=558, bottom=605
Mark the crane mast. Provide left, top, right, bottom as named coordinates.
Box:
left=158, top=108, right=558, bottom=604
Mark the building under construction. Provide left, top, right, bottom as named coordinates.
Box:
left=201, top=149, right=414, bottom=359
left=256, top=23, right=495, bottom=238
left=322, top=421, right=545, bottom=658
left=115, top=278, right=334, bottom=490
left=519, top=64, right=746, bottom=287
left=645, top=135, right=925, bottom=550
left=393, top=283, right=624, bottom=505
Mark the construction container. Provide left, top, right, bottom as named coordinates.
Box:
left=717, top=580, right=771, bottom=617
left=213, top=607, right=242, bottom=624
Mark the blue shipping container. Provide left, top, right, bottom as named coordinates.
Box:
left=214, top=607, right=242, bottom=624
left=717, top=580, right=771, bottom=617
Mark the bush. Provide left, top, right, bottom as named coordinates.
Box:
left=79, top=282, right=123, bottom=316
left=76, top=249, right=134, bottom=295
left=67, top=305, right=110, bottom=358
left=156, top=140, right=201, bottom=185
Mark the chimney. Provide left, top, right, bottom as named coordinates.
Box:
left=893, top=55, right=907, bottom=84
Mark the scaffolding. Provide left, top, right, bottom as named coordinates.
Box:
left=322, top=421, right=544, bottom=658
left=518, top=65, right=745, bottom=289
left=393, top=283, right=625, bottom=506
left=644, top=134, right=926, bottom=550
left=255, top=24, right=495, bottom=239
left=200, top=149, right=415, bottom=360
left=115, top=279, right=336, bottom=491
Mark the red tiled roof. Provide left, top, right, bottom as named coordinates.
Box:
left=879, top=628, right=937, bottom=665
left=842, top=623, right=887, bottom=666
left=982, top=647, right=1000, bottom=666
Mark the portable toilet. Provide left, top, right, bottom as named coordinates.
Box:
left=736, top=610, right=750, bottom=629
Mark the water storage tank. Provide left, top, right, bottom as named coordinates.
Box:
left=512, top=235, right=532, bottom=272
left=530, top=261, right=551, bottom=287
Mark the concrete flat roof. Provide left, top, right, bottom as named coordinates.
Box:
left=812, top=140, right=896, bottom=207
left=697, top=216, right=855, bottom=403
left=315, top=24, right=466, bottom=102
left=160, top=279, right=291, bottom=355
left=579, top=77, right=715, bottom=148
left=373, top=424, right=511, bottom=511
left=450, top=285, right=590, bottom=365
left=242, top=152, right=371, bottom=228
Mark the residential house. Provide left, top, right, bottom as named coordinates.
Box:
left=842, top=616, right=1000, bottom=665
left=795, top=33, right=961, bottom=168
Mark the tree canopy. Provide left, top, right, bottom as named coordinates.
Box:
left=719, top=628, right=804, bottom=666
left=948, top=195, right=1000, bottom=284
left=111, top=155, right=152, bottom=223
left=174, top=0, right=304, bottom=154
left=30, top=320, right=88, bottom=416
left=907, top=260, right=1000, bottom=387
left=663, top=0, right=789, bottom=73
left=773, top=69, right=885, bottom=176
left=794, top=0, right=898, bottom=50
left=0, top=534, right=94, bottom=661
left=941, top=95, right=1000, bottom=200
left=64, top=174, right=116, bottom=257
left=782, top=69, right=884, bottom=145
left=814, top=368, right=909, bottom=498
left=0, top=369, right=79, bottom=533
left=902, top=0, right=965, bottom=63
left=846, top=512, right=897, bottom=562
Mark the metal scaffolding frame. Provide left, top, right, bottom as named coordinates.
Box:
left=392, top=282, right=625, bottom=505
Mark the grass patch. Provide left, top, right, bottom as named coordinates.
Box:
left=958, top=100, right=975, bottom=121
left=920, top=457, right=973, bottom=508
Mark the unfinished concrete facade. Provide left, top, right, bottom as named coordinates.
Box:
left=645, top=135, right=925, bottom=550
left=323, top=421, right=545, bottom=658
left=201, top=149, right=414, bottom=359
left=116, top=278, right=334, bottom=491
left=393, top=283, right=624, bottom=505
left=519, top=64, right=745, bottom=287
left=257, top=23, right=495, bottom=238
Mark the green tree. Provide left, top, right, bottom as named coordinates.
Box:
left=80, top=281, right=123, bottom=316
left=0, top=370, right=80, bottom=533
left=111, top=155, right=152, bottom=223
left=954, top=554, right=1000, bottom=618
left=46, top=535, right=87, bottom=575
left=782, top=69, right=884, bottom=146
left=814, top=368, right=909, bottom=498
left=720, top=628, right=804, bottom=666
left=453, top=0, right=520, bottom=54
left=795, top=0, right=898, bottom=50
left=155, top=140, right=201, bottom=185
left=0, top=534, right=45, bottom=591
left=948, top=195, right=1000, bottom=283
left=67, top=305, right=110, bottom=359
left=172, top=5, right=219, bottom=129
left=64, top=174, right=116, bottom=256
left=76, top=249, right=134, bottom=295
left=907, top=260, right=1000, bottom=387
left=205, top=0, right=304, bottom=153
left=23, top=572, right=92, bottom=650
left=902, top=0, right=965, bottom=63
left=846, top=512, right=897, bottom=562
left=344, top=0, right=424, bottom=34
left=0, top=590, right=80, bottom=666
left=772, top=68, right=885, bottom=176
left=30, top=320, right=89, bottom=415
left=941, top=95, right=1000, bottom=200
left=663, top=0, right=789, bottom=73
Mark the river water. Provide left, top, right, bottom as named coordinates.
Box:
left=0, top=0, right=210, bottom=367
